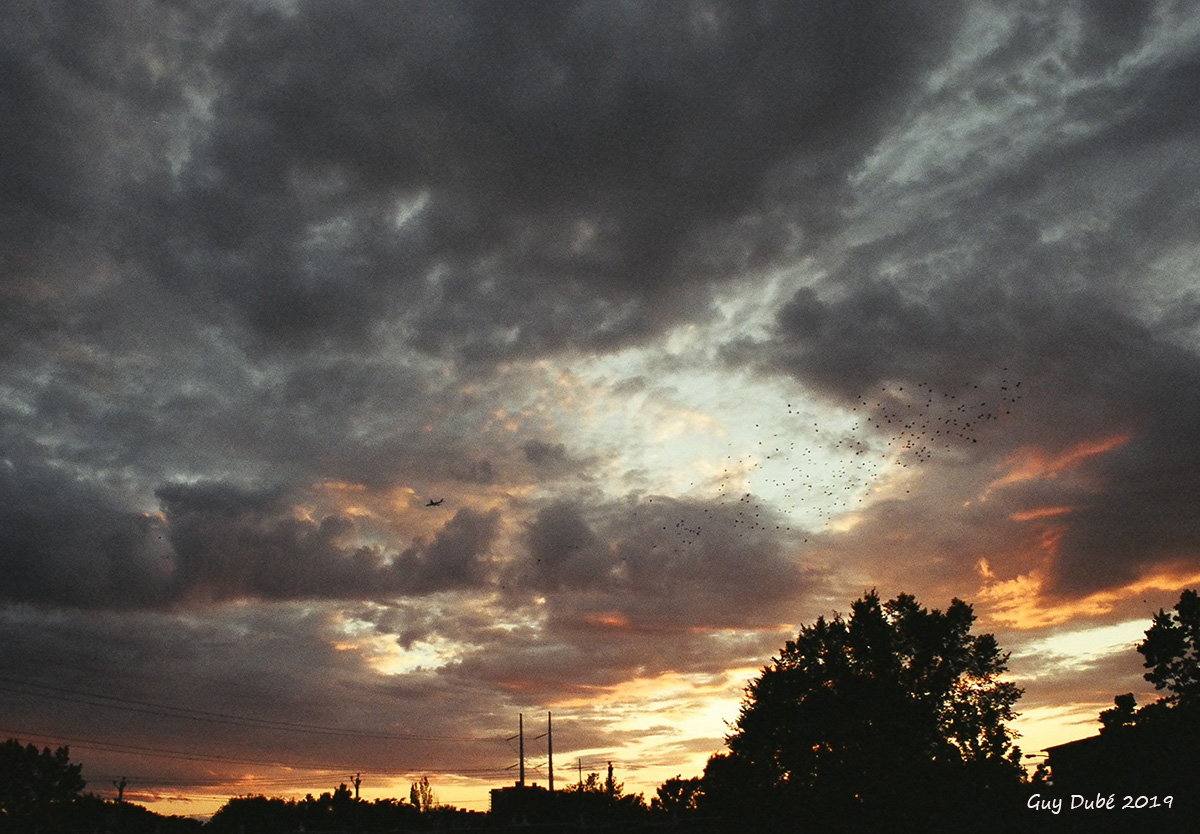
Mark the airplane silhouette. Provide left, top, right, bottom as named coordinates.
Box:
left=425, top=499, right=444, bottom=507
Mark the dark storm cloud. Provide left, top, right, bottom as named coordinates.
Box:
left=0, top=0, right=960, bottom=610
left=0, top=330, right=440, bottom=497
left=444, top=616, right=777, bottom=705
left=519, top=439, right=598, bottom=485
left=1048, top=367, right=1200, bottom=594
left=332, top=494, right=812, bottom=703
left=0, top=473, right=501, bottom=609
left=1068, top=0, right=1156, bottom=73
left=0, top=1, right=203, bottom=354
left=3, top=0, right=962, bottom=365
left=522, top=440, right=568, bottom=467
left=0, top=603, right=521, bottom=779
left=0, top=457, right=172, bottom=609
left=159, top=480, right=501, bottom=603
left=0, top=48, right=82, bottom=275
left=756, top=276, right=1200, bottom=599
left=730, top=1, right=1200, bottom=598
left=516, top=496, right=816, bottom=630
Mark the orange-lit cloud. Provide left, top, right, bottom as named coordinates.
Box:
left=319, top=479, right=369, bottom=494
left=1009, top=505, right=1075, bottom=522
left=583, top=611, right=631, bottom=629
left=989, top=433, right=1133, bottom=490
left=487, top=408, right=522, bottom=433
left=980, top=567, right=1200, bottom=629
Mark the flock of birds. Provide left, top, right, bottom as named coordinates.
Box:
left=636, top=373, right=1025, bottom=554
left=849, top=375, right=1024, bottom=463
left=424, top=373, right=1026, bottom=565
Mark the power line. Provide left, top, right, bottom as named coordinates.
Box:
left=2, top=715, right=671, bottom=815
left=0, top=676, right=499, bottom=743
left=2, top=698, right=662, bottom=809
left=0, top=726, right=515, bottom=778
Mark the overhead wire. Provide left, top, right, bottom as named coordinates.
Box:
left=2, top=670, right=661, bottom=798
left=0, top=726, right=517, bottom=780
left=0, top=675, right=501, bottom=744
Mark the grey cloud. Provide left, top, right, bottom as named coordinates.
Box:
left=157, top=480, right=376, bottom=604
left=1069, top=0, right=1156, bottom=73
left=0, top=458, right=173, bottom=609
left=724, top=2, right=1200, bottom=598
left=0, top=473, right=502, bottom=609
left=392, top=504, right=502, bottom=594
left=445, top=621, right=779, bottom=705
left=515, top=497, right=816, bottom=630
left=313, top=493, right=818, bottom=703
left=1, top=0, right=962, bottom=364
left=523, top=440, right=568, bottom=466
left=752, top=272, right=1200, bottom=597
left=518, top=439, right=597, bottom=485
left=2, top=330, right=437, bottom=495
left=297, top=594, right=778, bottom=740
left=0, top=50, right=81, bottom=266
left=1047, top=365, right=1200, bottom=594
left=0, top=602, right=521, bottom=779
left=309, top=494, right=820, bottom=702
left=523, top=502, right=608, bottom=591
left=451, top=458, right=498, bottom=485
left=160, top=481, right=502, bottom=602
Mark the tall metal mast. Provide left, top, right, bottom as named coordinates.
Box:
left=519, top=713, right=525, bottom=787
left=547, top=711, right=554, bottom=792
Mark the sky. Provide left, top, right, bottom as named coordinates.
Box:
left=4, top=0, right=1200, bottom=817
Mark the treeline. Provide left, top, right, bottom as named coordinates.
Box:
left=205, top=785, right=470, bottom=833
left=8, top=589, right=1200, bottom=833
left=0, top=738, right=200, bottom=833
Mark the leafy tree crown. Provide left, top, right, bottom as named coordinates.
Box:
left=1138, top=589, right=1200, bottom=706
left=725, top=591, right=1023, bottom=795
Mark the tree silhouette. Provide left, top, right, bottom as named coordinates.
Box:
left=1092, top=590, right=1200, bottom=736
left=706, top=591, right=1024, bottom=829
left=1139, top=588, right=1200, bottom=707
left=563, top=771, right=606, bottom=794
left=556, top=769, right=648, bottom=827
left=651, top=774, right=702, bottom=823
left=206, top=793, right=291, bottom=833
left=207, top=787, right=436, bottom=833
left=1090, top=590, right=1200, bottom=734
left=409, top=775, right=437, bottom=812
left=0, top=739, right=86, bottom=831
left=1098, top=691, right=1138, bottom=734
left=1057, top=591, right=1200, bottom=826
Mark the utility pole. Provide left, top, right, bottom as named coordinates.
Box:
left=350, top=772, right=363, bottom=834
left=547, top=711, right=554, bottom=792
left=113, top=777, right=127, bottom=834
left=578, top=758, right=582, bottom=788
left=519, top=713, right=525, bottom=787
